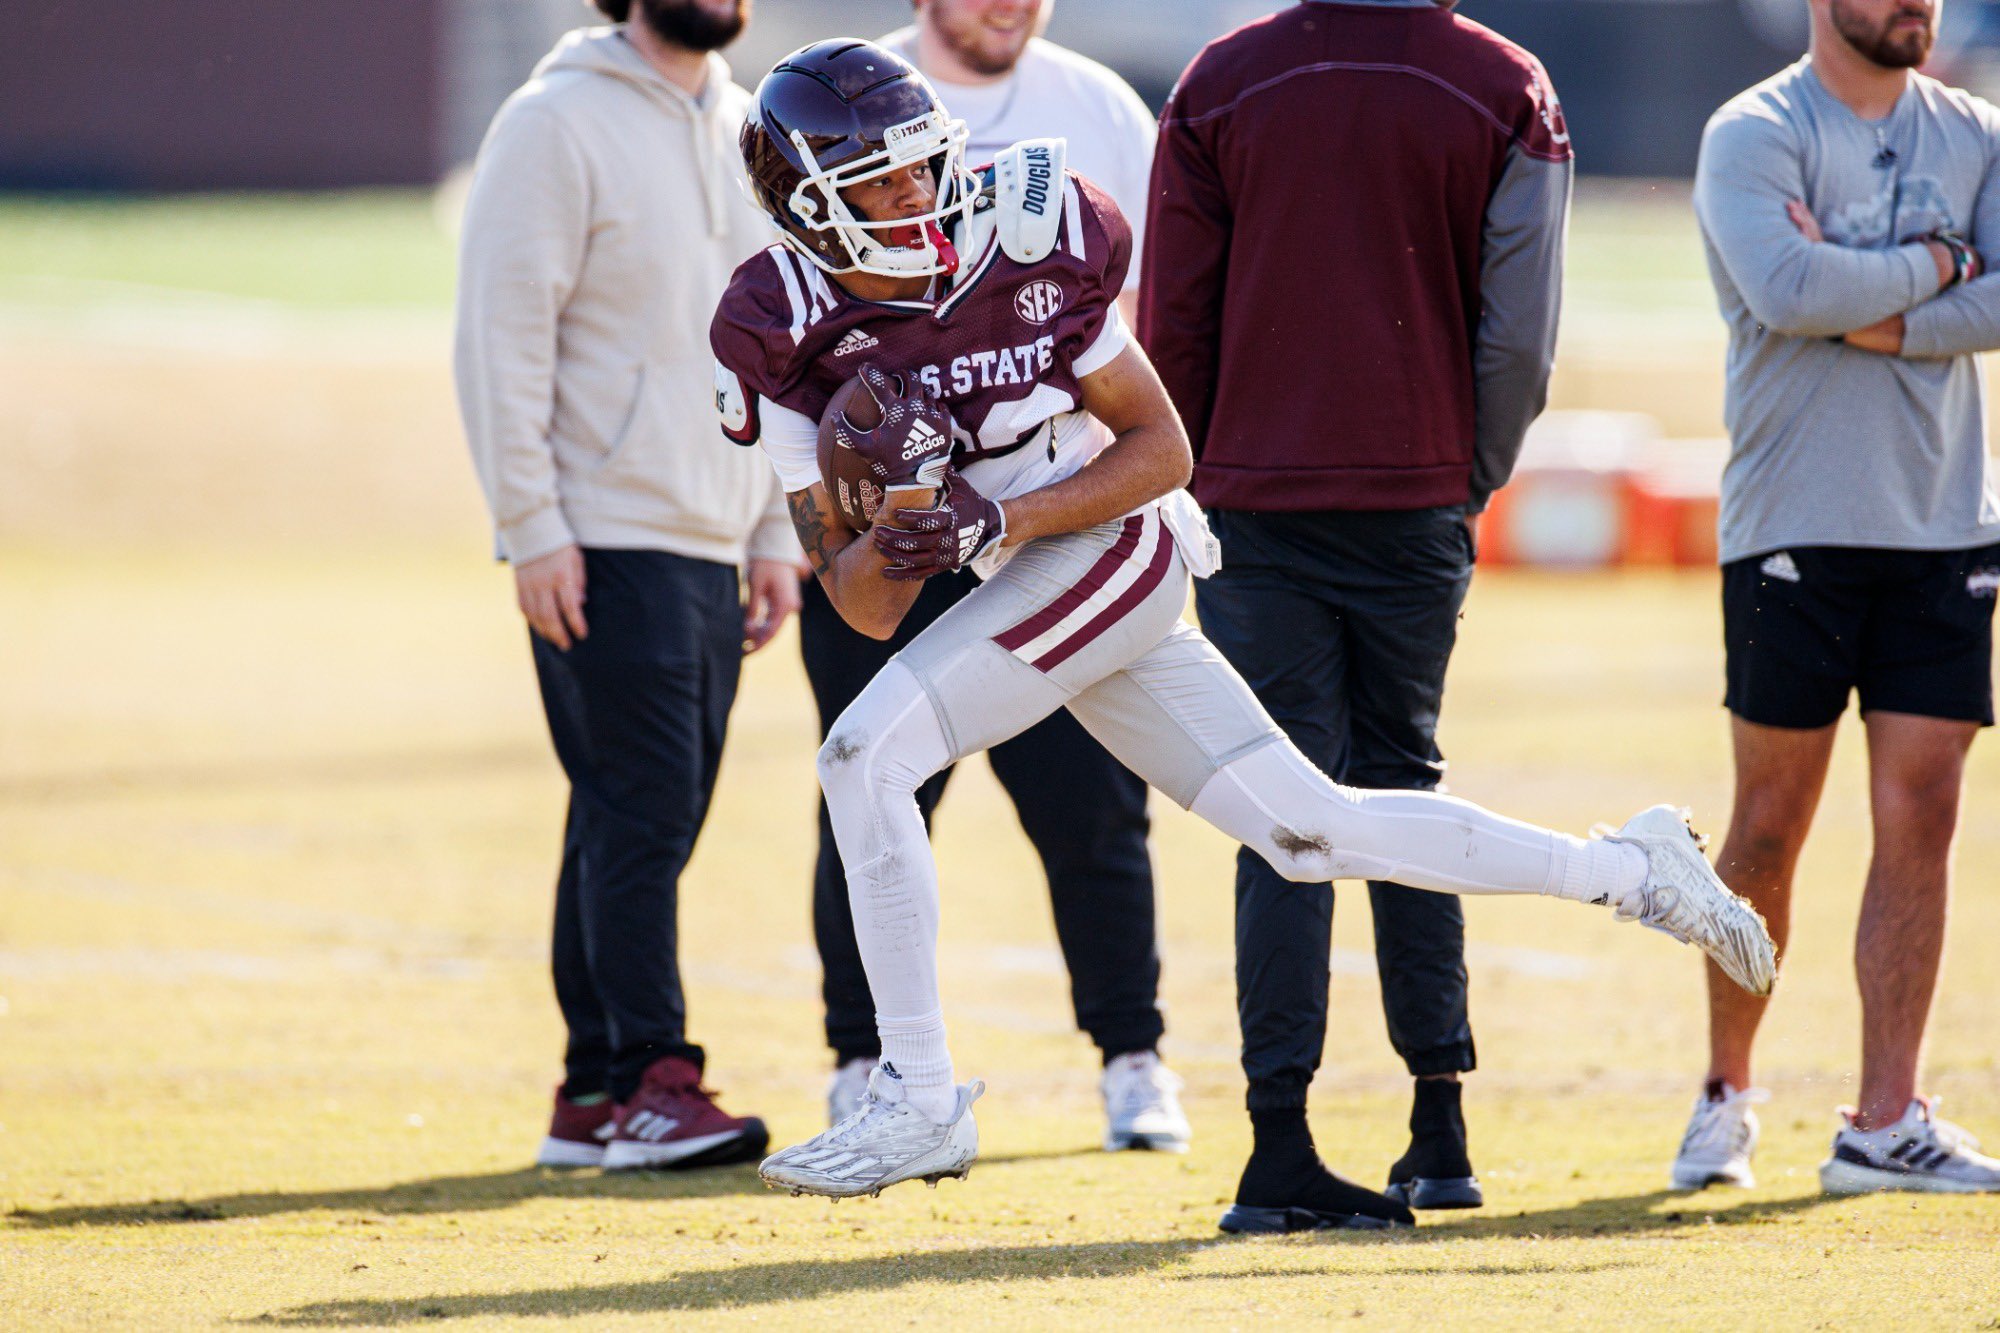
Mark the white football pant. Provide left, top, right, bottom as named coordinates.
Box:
left=817, top=503, right=1641, bottom=1110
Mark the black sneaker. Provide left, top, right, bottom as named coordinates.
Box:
left=1220, top=1110, right=1414, bottom=1233
left=1384, top=1078, right=1483, bottom=1210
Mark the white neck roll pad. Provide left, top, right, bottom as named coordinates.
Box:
left=990, top=138, right=1067, bottom=266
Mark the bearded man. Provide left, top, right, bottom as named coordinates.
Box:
left=1680, top=0, right=2000, bottom=1194
left=454, top=0, right=799, bottom=1171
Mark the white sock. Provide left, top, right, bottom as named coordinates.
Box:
left=1549, top=835, right=1649, bottom=907
left=879, top=1011, right=957, bottom=1123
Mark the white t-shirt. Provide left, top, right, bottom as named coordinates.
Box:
left=878, top=29, right=1158, bottom=293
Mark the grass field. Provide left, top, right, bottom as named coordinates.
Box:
left=3, top=189, right=1998, bottom=1329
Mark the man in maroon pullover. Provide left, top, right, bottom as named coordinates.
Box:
left=1142, top=0, right=1571, bottom=1230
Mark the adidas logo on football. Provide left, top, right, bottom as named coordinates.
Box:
left=901, top=418, right=942, bottom=460
left=1760, top=551, right=1801, bottom=583
left=833, top=328, right=880, bottom=356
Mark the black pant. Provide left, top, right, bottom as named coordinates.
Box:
left=1195, top=508, right=1477, bottom=1112
left=801, top=572, right=1164, bottom=1066
left=532, top=548, right=743, bottom=1102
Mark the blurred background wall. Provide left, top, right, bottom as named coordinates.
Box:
left=6, top=0, right=2000, bottom=191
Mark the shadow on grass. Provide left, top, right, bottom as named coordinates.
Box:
left=5, top=1165, right=764, bottom=1229
left=4, top=1146, right=1101, bottom=1231
left=1174, top=1259, right=1641, bottom=1280
left=248, top=1240, right=1215, bottom=1324
left=241, top=1186, right=1859, bottom=1324
left=1422, top=1186, right=1843, bottom=1240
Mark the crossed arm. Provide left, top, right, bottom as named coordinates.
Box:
left=1783, top=200, right=1965, bottom=355
left=785, top=342, right=1193, bottom=640
left=1697, top=111, right=2000, bottom=359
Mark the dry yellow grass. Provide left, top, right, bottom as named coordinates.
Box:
left=3, top=194, right=1999, bottom=1326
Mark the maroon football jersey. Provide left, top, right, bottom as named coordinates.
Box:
left=711, top=169, right=1133, bottom=503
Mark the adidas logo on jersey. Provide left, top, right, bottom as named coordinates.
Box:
left=1760, top=552, right=1801, bottom=584
left=901, top=418, right=943, bottom=460
left=1969, top=567, right=2000, bottom=598
left=834, top=328, right=880, bottom=356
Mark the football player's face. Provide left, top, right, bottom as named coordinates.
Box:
left=922, top=0, right=1051, bottom=78
left=1827, top=0, right=1939, bottom=68
left=841, top=161, right=939, bottom=224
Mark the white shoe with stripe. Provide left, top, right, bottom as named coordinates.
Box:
left=1820, top=1099, right=2000, bottom=1195
left=1670, top=1083, right=1769, bottom=1189
left=1102, top=1051, right=1191, bottom=1153
left=761, top=1064, right=982, bottom=1199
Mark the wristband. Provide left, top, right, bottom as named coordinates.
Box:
left=1932, top=231, right=1977, bottom=291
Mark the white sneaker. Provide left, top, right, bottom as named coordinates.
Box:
left=1102, top=1051, right=1191, bottom=1153
left=1670, top=1083, right=1770, bottom=1189
left=1820, top=1098, right=2000, bottom=1195
left=760, top=1063, right=983, bottom=1199
left=827, top=1057, right=876, bottom=1128
left=1604, top=806, right=1777, bottom=996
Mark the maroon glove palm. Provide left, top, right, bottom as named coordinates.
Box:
left=833, top=363, right=956, bottom=491
left=873, top=469, right=1006, bottom=580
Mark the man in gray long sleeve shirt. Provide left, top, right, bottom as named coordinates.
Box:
left=1677, top=0, right=2000, bottom=1197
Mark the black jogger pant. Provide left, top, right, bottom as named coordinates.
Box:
left=1195, top=507, right=1478, bottom=1112
left=533, top=548, right=742, bottom=1102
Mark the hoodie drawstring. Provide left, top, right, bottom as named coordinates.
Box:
left=697, top=110, right=728, bottom=240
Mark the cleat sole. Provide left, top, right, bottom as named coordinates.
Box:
left=1218, top=1204, right=1405, bottom=1234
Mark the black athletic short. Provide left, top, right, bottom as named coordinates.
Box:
left=1722, top=543, right=2000, bottom=729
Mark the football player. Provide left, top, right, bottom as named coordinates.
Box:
left=710, top=40, right=1776, bottom=1225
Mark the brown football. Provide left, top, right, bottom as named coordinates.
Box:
left=816, top=372, right=935, bottom=531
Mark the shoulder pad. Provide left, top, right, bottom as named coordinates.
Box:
left=990, top=138, right=1067, bottom=266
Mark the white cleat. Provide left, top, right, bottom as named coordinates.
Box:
left=827, top=1057, right=876, bottom=1128
left=1102, top=1051, right=1191, bottom=1153
left=1670, top=1083, right=1769, bottom=1190
left=1820, top=1098, right=2000, bottom=1195
left=1605, top=805, right=1777, bottom=996
left=760, top=1064, right=983, bottom=1200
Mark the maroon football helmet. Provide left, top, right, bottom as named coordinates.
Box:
left=740, top=39, right=978, bottom=277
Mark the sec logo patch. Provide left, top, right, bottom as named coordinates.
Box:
left=1014, top=279, right=1064, bottom=325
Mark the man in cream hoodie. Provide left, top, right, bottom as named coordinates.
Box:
left=454, top=0, right=796, bottom=1172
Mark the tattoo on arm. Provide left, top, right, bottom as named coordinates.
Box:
left=787, top=489, right=834, bottom=577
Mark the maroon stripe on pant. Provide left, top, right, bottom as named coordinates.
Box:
left=1030, top=516, right=1175, bottom=673
left=992, top=513, right=1145, bottom=652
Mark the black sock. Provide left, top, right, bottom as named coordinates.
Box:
left=1391, top=1079, right=1472, bottom=1181
left=1412, top=1078, right=1463, bottom=1129
left=1237, top=1112, right=1413, bottom=1224
left=1248, top=1107, right=1313, bottom=1159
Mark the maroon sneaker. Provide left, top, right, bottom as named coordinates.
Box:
left=536, top=1089, right=616, bottom=1167
left=601, top=1057, right=769, bottom=1171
